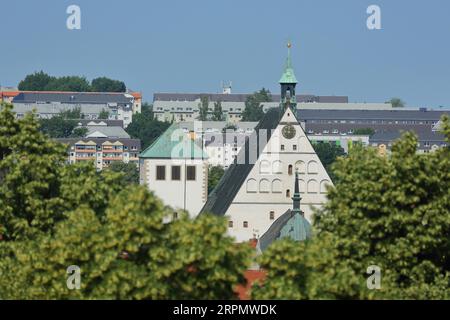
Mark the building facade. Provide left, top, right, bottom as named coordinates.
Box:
left=202, top=44, right=333, bottom=242
left=9, top=91, right=142, bottom=127
left=139, top=124, right=208, bottom=218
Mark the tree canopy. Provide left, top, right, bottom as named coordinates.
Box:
left=125, top=103, right=170, bottom=150
left=388, top=97, right=406, bottom=108
left=198, top=96, right=210, bottom=121
left=208, top=166, right=225, bottom=194
left=242, top=88, right=272, bottom=122
left=39, top=107, right=85, bottom=138
left=106, top=161, right=140, bottom=185
left=253, top=115, right=450, bottom=300
left=18, top=71, right=126, bottom=92
left=0, top=102, right=251, bottom=299
left=312, top=142, right=346, bottom=182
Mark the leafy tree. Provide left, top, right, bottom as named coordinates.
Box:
left=388, top=97, right=406, bottom=108
left=91, top=77, right=126, bottom=92
left=0, top=102, right=252, bottom=299
left=208, top=166, right=225, bottom=194
left=242, top=88, right=272, bottom=121
left=18, top=71, right=53, bottom=91
left=212, top=101, right=224, bottom=121
left=125, top=103, right=170, bottom=150
left=253, top=115, right=450, bottom=300
left=107, top=162, right=139, bottom=185
left=18, top=72, right=127, bottom=92
left=198, top=96, right=210, bottom=121
left=39, top=107, right=84, bottom=138
left=312, top=142, right=346, bottom=182
left=353, top=128, right=375, bottom=137
left=45, top=76, right=91, bottom=92
left=71, top=126, right=88, bottom=138
left=98, top=108, right=110, bottom=119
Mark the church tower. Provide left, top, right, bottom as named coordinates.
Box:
left=202, top=43, right=332, bottom=243
left=279, top=42, right=298, bottom=113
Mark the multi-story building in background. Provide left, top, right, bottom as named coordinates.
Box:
left=152, top=91, right=349, bottom=123
left=5, top=91, right=142, bottom=127
left=57, top=122, right=140, bottom=170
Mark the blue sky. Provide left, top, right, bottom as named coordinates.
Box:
left=1, top=0, right=449, bottom=107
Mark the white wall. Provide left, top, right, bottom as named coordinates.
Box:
left=142, top=158, right=208, bottom=218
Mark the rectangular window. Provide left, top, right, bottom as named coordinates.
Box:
left=281, top=145, right=285, bottom=151
left=270, top=211, right=275, bottom=220
left=156, top=165, right=166, bottom=180
left=293, top=145, right=297, bottom=151
left=243, top=221, right=248, bottom=228
left=186, top=165, right=196, bottom=181
left=171, top=166, right=181, bottom=180
left=228, top=221, right=233, bottom=228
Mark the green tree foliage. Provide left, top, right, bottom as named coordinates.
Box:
left=39, top=107, right=85, bottom=138
left=208, top=166, right=225, bottom=194
left=312, top=142, right=346, bottom=182
left=353, top=128, right=375, bottom=137
left=253, top=115, right=450, bottom=300
left=388, top=97, right=406, bottom=108
left=198, top=96, right=210, bottom=121
left=242, top=88, right=272, bottom=121
left=91, top=77, right=126, bottom=92
left=126, top=103, right=170, bottom=150
left=0, top=102, right=252, bottom=299
left=212, top=101, right=224, bottom=121
left=18, top=71, right=53, bottom=91
left=107, top=162, right=139, bottom=185
left=18, top=72, right=126, bottom=92
left=98, top=108, right=110, bottom=119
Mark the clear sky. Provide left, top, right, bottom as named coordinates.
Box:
left=1, top=0, right=449, bottom=107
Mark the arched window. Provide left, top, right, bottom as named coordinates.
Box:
left=272, top=160, right=283, bottom=174
left=246, top=179, right=257, bottom=193
left=272, top=179, right=282, bottom=193
left=260, top=160, right=270, bottom=174
left=298, top=179, right=306, bottom=194
left=259, top=179, right=270, bottom=193
left=295, top=160, right=306, bottom=173
left=288, top=164, right=293, bottom=175
left=320, top=180, right=331, bottom=194
left=286, top=189, right=291, bottom=198
left=308, top=160, right=319, bottom=174
left=307, top=180, right=319, bottom=194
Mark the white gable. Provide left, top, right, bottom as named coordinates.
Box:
left=225, top=107, right=333, bottom=242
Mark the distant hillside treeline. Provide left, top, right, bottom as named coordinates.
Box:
left=18, top=71, right=126, bottom=92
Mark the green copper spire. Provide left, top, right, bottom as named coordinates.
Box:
left=279, top=169, right=312, bottom=242
left=279, top=42, right=298, bottom=84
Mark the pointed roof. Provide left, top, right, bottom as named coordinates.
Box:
left=140, top=123, right=207, bottom=159
left=201, top=108, right=281, bottom=215
left=257, top=172, right=312, bottom=251
left=279, top=42, right=298, bottom=84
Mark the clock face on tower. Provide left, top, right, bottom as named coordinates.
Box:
left=282, top=124, right=296, bottom=139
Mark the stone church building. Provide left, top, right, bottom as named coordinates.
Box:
left=201, top=44, right=333, bottom=242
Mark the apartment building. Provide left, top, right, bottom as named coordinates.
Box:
left=57, top=125, right=140, bottom=170
left=152, top=92, right=349, bottom=123
left=9, top=91, right=142, bottom=127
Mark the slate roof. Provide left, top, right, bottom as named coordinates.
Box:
left=85, top=126, right=130, bottom=139
left=257, top=210, right=312, bottom=252
left=13, top=92, right=133, bottom=104
left=298, top=109, right=448, bottom=121
left=201, top=107, right=281, bottom=215
left=57, top=138, right=141, bottom=150
left=139, top=123, right=207, bottom=159
left=153, top=93, right=348, bottom=104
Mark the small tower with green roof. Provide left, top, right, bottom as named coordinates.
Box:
left=279, top=170, right=312, bottom=242
left=279, top=42, right=298, bottom=113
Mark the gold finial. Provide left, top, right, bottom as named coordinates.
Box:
left=287, top=41, right=292, bottom=48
